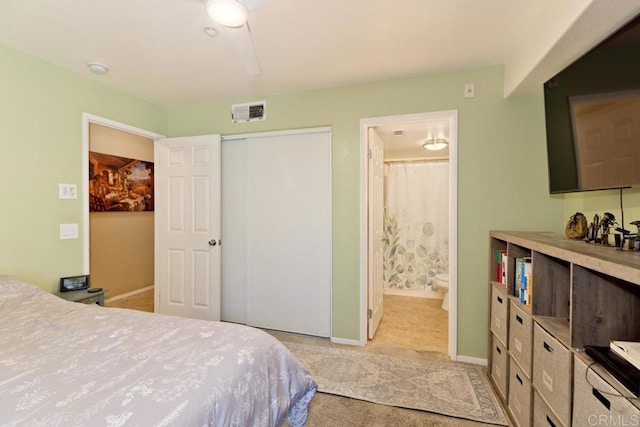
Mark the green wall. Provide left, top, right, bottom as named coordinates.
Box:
left=0, top=43, right=167, bottom=291
left=5, top=37, right=605, bottom=358
left=167, top=65, right=565, bottom=358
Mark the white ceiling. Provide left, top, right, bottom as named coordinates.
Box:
left=0, top=1, right=638, bottom=107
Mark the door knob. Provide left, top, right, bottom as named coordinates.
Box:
left=209, top=239, right=217, bottom=246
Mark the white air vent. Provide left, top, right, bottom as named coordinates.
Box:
left=231, top=101, right=266, bottom=123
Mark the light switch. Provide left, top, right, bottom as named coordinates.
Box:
left=59, top=184, right=78, bottom=199
left=60, top=223, right=79, bottom=240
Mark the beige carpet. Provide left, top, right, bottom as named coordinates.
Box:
left=283, top=342, right=509, bottom=426
left=303, top=393, right=503, bottom=427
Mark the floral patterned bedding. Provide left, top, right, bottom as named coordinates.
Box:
left=0, top=276, right=316, bottom=426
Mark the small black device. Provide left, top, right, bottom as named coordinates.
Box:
left=59, top=274, right=90, bottom=292
left=87, top=287, right=103, bottom=293
left=584, top=345, right=640, bottom=398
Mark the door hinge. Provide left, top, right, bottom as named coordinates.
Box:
left=368, top=149, right=372, bottom=160
left=367, top=308, right=372, bottom=319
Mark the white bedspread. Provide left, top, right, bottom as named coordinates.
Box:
left=0, top=276, right=316, bottom=426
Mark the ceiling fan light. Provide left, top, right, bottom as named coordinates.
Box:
left=422, top=138, right=448, bottom=151
left=205, top=0, right=248, bottom=28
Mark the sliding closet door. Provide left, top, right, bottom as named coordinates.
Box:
left=220, top=139, right=248, bottom=324
left=221, top=128, right=331, bottom=337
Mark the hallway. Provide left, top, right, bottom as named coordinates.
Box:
left=106, top=290, right=154, bottom=312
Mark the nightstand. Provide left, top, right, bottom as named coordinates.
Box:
left=55, top=289, right=108, bottom=306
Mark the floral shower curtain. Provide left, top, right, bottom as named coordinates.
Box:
left=383, top=161, right=449, bottom=291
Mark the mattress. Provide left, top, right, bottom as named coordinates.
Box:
left=0, top=276, right=316, bottom=426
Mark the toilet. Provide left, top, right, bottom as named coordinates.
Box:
left=435, top=273, right=449, bottom=311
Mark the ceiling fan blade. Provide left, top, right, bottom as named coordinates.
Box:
left=241, top=0, right=267, bottom=11
left=225, top=24, right=261, bottom=76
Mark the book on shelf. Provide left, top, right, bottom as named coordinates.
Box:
left=495, top=250, right=507, bottom=284
left=515, top=256, right=532, bottom=305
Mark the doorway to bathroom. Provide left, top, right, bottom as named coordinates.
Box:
left=360, top=110, right=458, bottom=359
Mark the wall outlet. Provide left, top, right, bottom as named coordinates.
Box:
left=464, top=83, right=475, bottom=99
left=59, top=184, right=77, bottom=199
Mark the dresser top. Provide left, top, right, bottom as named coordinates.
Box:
left=490, top=231, right=640, bottom=285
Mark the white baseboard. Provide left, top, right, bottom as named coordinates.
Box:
left=104, top=285, right=154, bottom=303
left=331, top=337, right=364, bottom=346
left=456, top=355, right=488, bottom=366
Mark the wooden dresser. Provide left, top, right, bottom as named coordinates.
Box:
left=487, top=231, right=640, bottom=427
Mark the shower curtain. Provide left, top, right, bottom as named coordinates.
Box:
left=383, top=161, right=449, bottom=293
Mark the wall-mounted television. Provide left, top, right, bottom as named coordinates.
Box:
left=544, top=13, right=640, bottom=194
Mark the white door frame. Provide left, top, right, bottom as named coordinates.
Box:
left=81, top=113, right=166, bottom=275
left=359, top=110, right=458, bottom=360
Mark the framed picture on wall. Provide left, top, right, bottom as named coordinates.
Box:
left=89, top=151, right=154, bottom=212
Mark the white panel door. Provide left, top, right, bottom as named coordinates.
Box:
left=245, top=130, right=331, bottom=337
left=367, top=128, right=384, bottom=339
left=155, top=135, right=221, bottom=321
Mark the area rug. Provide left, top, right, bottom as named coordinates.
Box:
left=283, top=342, right=509, bottom=426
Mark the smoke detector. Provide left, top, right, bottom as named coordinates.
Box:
left=203, top=27, right=219, bottom=38
left=87, top=61, right=109, bottom=75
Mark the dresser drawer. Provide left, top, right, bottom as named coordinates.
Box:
left=491, top=334, right=509, bottom=400
left=509, top=356, right=532, bottom=427
left=533, top=390, right=564, bottom=427
left=490, top=283, right=508, bottom=345
left=532, top=323, right=572, bottom=427
left=573, top=357, right=640, bottom=425
left=509, top=301, right=533, bottom=377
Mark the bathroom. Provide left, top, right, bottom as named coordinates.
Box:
left=369, top=117, right=451, bottom=355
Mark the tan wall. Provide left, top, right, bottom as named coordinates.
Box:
left=89, top=124, right=154, bottom=297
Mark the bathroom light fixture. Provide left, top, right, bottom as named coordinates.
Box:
left=86, top=61, right=109, bottom=75
left=205, top=0, right=248, bottom=28
left=422, top=138, right=449, bottom=151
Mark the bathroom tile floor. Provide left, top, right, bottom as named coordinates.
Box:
left=369, top=294, right=448, bottom=354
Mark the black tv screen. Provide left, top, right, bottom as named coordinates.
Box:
left=544, top=13, right=640, bottom=193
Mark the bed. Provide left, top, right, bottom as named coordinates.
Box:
left=0, top=276, right=317, bottom=426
